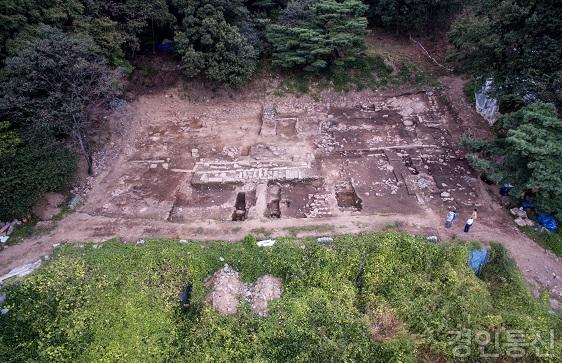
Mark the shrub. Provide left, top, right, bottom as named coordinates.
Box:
left=0, top=129, right=75, bottom=220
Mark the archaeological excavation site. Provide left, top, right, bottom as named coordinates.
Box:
left=83, top=87, right=483, bottom=226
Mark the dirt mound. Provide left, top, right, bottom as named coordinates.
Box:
left=370, top=307, right=404, bottom=342
left=243, top=275, right=283, bottom=317
left=204, top=265, right=283, bottom=316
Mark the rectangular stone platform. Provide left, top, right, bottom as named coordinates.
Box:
left=191, top=160, right=321, bottom=185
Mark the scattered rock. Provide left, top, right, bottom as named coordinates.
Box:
left=440, top=191, right=451, bottom=198
left=403, top=120, right=414, bottom=127
left=205, top=266, right=243, bottom=315
left=257, top=239, right=276, bottom=247
left=510, top=207, right=528, bottom=219
left=68, top=194, right=82, bottom=209
left=136, top=239, right=145, bottom=245
left=245, top=275, right=283, bottom=317
left=179, top=239, right=189, bottom=244
left=317, top=237, right=334, bottom=244
left=108, top=97, right=128, bottom=110
left=205, top=266, right=283, bottom=316
left=0, top=260, right=42, bottom=283
left=514, top=217, right=534, bottom=227
left=426, top=235, right=439, bottom=243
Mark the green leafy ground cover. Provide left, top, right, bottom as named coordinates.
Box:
left=275, top=56, right=437, bottom=97
left=1, top=233, right=560, bottom=362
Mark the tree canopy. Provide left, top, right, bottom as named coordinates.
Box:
left=366, top=0, right=462, bottom=33
left=174, top=0, right=259, bottom=86
left=464, top=102, right=562, bottom=220
left=448, top=0, right=562, bottom=112
left=267, top=0, right=368, bottom=71
left=0, top=26, right=117, bottom=175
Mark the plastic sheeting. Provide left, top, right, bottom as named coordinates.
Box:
left=475, top=78, right=500, bottom=125
left=468, top=248, right=488, bottom=276
left=537, top=215, right=558, bottom=232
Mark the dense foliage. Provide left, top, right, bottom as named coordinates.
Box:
left=464, top=103, right=562, bottom=221
left=1, top=233, right=560, bottom=362
left=0, top=129, right=75, bottom=220
left=174, top=0, right=259, bottom=86
left=448, top=0, right=562, bottom=112
left=366, top=0, right=462, bottom=33
left=0, top=26, right=117, bottom=175
left=267, top=0, right=368, bottom=72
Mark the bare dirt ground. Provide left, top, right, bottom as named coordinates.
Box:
left=1, top=42, right=561, bottom=308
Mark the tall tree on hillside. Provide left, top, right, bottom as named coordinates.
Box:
left=0, top=26, right=118, bottom=175
left=464, top=103, right=562, bottom=220
left=448, top=0, right=562, bottom=111
left=267, top=0, right=368, bottom=71
left=174, top=0, right=258, bottom=86
left=365, top=0, right=462, bottom=33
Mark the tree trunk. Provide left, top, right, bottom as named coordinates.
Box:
left=152, top=17, right=156, bottom=55
left=75, top=129, right=93, bottom=176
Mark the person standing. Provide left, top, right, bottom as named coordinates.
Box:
left=464, top=208, right=478, bottom=232
left=445, top=209, right=457, bottom=228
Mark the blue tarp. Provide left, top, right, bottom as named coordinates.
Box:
left=468, top=248, right=488, bottom=276
left=522, top=200, right=535, bottom=209
left=156, top=40, right=176, bottom=53
left=537, top=215, right=558, bottom=232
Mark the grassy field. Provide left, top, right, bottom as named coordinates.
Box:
left=1, top=233, right=561, bottom=362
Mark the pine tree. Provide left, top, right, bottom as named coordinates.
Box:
left=267, top=0, right=367, bottom=71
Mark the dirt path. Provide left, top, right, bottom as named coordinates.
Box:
left=1, top=207, right=561, bottom=307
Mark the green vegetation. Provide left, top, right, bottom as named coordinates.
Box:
left=448, top=0, right=562, bottom=112
left=275, top=55, right=436, bottom=96
left=1, top=233, right=560, bottom=362
left=267, top=0, right=368, bottom=72
left=174, top=0, right=259, bottom=87
left=283, top=223, right=334, bottom=237
left=0, top=129, right=75, bottom=220
left=520, top=226, right=562, bottom=257
left=366, top=0, right=462, bottom=33
left=0, top=26, right=117, bottom=175
left=464, top=103, right=562, bottom=221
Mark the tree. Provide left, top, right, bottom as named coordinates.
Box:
left=448, top=0, right=562, bottom=112
left=0, top=26, right=118, bottom=175
left=365, top=0, right=462, bottom=33
left=463, top=103, right=562, bottom=220
left=82, top=0, right=175, bottom=56
left=174, top=0, right=258, bottom=86
left=267, top=0, right=368, bottom=71
left=0, top=120, right=22, bottom=157
left=0, top=129, right=76, bottom=220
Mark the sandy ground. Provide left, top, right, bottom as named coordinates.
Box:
left=1, top=46, right=561, bottom=309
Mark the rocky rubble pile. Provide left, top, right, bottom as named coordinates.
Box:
left=510, top=207, right=535, bottom=227
left=205, top=264, right=283, bottom=317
